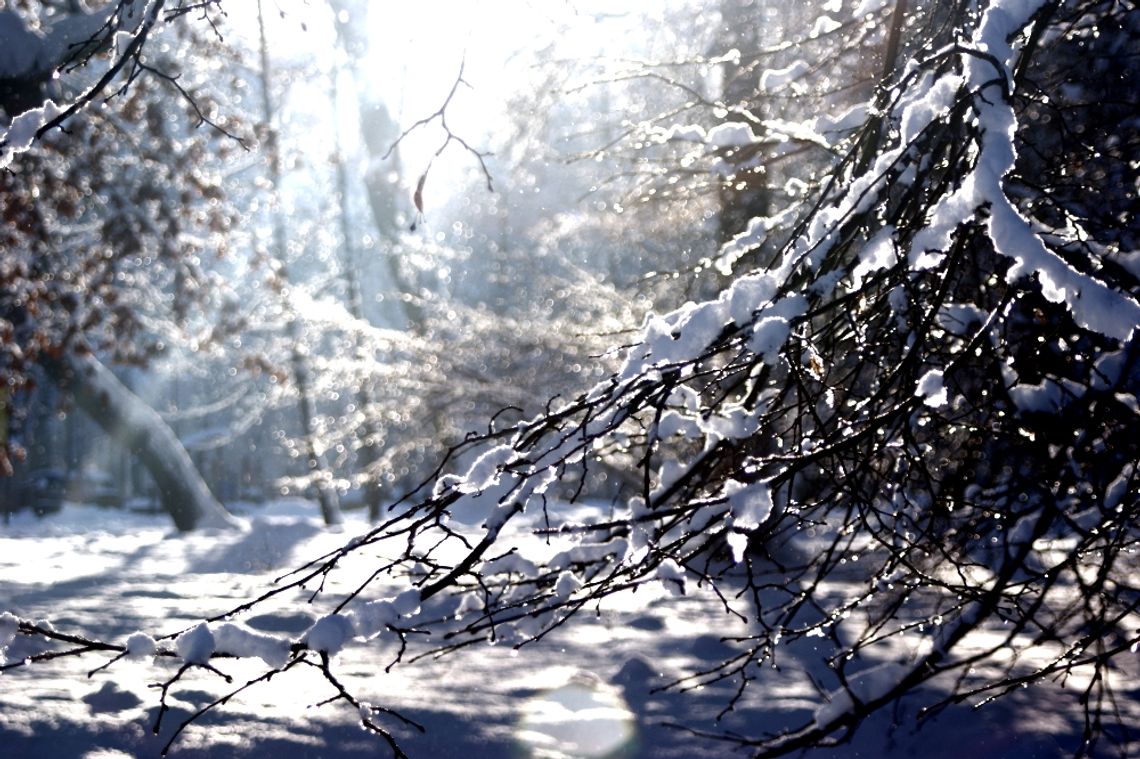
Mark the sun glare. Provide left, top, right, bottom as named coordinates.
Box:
left=222, top=1, right=657, bottom=202
left=516, top=674, right=637, bottom=759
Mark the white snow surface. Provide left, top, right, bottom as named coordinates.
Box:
left=706, top=121, right=760, bottom=147
left=0, top=611, right=18, bottom=650
left=554, top=570, right=583, bottom=600
left=655, top=559, right=687, bottom=596
left=904, top=0, right=1140, bottom=340
left=460, top=444, right=516, bottom=493
left=0, top=501, right=1124, bottom=757
left=653, top=121, right=760, bottom=147
left=724, top=479, right=774, bottom=563
left=725, top=479, right=773, bottom=533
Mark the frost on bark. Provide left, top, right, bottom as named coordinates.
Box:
left=42, top=349, right=238, bottom=532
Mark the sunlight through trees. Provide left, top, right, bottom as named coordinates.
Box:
left=1, top=1, right=1138, bottom=757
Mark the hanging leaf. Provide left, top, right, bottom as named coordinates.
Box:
left=410, top=170, right=427, bottom=231
left=413, top=171, right=426, bottom=214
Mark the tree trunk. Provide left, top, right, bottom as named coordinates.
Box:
left=256, top=0, right=342, bottom=527
left=42, top=349, right=239, bottom=532
left=328, top=72, right=386, bottom=523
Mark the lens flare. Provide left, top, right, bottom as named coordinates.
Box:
left=515, top=673, right=636, bottom=759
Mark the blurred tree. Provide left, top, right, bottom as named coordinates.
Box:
left=0, top=0, right=242, bottom=529
left=251, top=0, right=342, bottom=526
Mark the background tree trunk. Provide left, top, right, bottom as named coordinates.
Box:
left=256, top=0, right=343, bottom=527
left=42, top=350, right=239, bottom=532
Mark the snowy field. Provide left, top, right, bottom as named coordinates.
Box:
left=0, top=500, right=1129, bottom=758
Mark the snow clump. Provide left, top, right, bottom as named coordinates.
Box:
left=303, top=614, right=356, bottom=656
left=175, top=622, right=215, bottom=665
left=916, top=370, right=948, bottom=408
left=348, top=589, right=422, bottom=639
left=0, top=612, right=18, bottom=656
left=124, top=632, right=157, bottom=660
left=656, top=560, right=687, bottom=596
left=555, top=571, right=583, bottom=600
left=214, top=622, right=290, bottom=669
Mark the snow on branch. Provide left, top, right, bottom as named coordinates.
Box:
left=0, top=0, right=242, bottom=167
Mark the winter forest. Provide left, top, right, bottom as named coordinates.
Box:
left=1, top=0, right=1138, bottom=757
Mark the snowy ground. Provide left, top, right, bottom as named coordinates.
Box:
left=0, top=500, right=1130, bottom=758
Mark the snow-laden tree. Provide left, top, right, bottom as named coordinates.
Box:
left=0, top=0, right=242, bottom=528
left=0, top=1, right=237, bottom=163
left=5, top=0, right=1140, bottom=756
left=276, top=0, right=653, bottom=513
